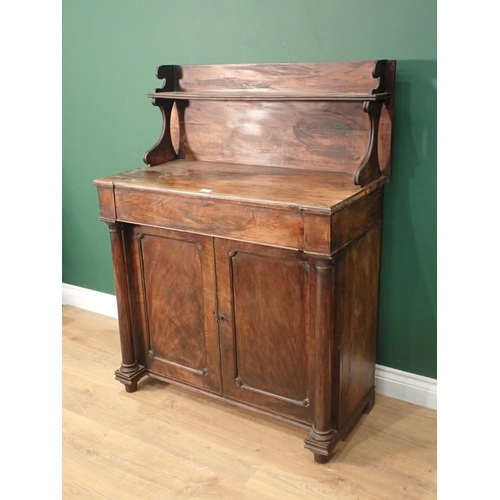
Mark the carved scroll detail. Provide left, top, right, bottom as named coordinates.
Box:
left=155, top=65, right=176, bottom=92
left=371, top=60, right=388, bottom=95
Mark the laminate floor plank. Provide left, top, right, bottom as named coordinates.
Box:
left=62, top=305, right=437, bottom=499
left=63, top=377, right=274, bottom=486
left=64, top=409, right=273, bottom=500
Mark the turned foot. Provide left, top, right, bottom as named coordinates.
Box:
left=125, top=381, right=138, bottom=393
left=314, top=453, right=329, bottom=464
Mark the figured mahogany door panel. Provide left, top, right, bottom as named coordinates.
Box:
left=131, top=226, right=221, bottom=393
left=214, top=239, right=314, bottom=424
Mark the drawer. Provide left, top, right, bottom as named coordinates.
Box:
left=114, top=188, right=305, bottom=251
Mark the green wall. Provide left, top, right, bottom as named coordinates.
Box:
left=62, top=0, right=436, bottom=378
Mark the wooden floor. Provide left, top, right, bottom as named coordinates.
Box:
left=62, top=305, right=437, bottom=499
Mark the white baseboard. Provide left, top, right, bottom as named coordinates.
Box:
left=62, top=283, right=437, bottom=410
left=62, top=283, right=118, bottom=318
left=375, top=364, right=436, bottom=410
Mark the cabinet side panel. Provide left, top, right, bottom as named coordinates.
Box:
left=338, top=224, right=381, bottom=426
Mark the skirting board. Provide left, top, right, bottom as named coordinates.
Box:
left=62, top=283, right=437, bottom=410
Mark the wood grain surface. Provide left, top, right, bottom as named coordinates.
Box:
left=98, top=159, right=376, bottom=210
left=214, top=239, right=314, bottom=424
left=63, top=305, right=437, bottom=500
left=91, top=60, right=398, bottom=466
left=165, top=61, right=387, bottom=94
left=141, top=60, right=396, bottom=187
left=174, top=100, right=369, bottom=173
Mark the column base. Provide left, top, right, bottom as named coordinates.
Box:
left=115, top=365, right=147, bottom=393
left=304, top=387, right=377, bottom=463
left=304, top=428, right=340, bottom=464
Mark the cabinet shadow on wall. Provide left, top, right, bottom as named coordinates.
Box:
left=377, top=59, right=437, bottom=379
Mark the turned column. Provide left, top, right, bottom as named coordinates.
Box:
left=106, top=222, right=145, bottom=392
left=305, top=257, right=336, bottom=463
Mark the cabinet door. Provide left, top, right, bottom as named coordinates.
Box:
left=129, top=226, right=221, bottom=394
left=214, top=239, right=314, bottom=424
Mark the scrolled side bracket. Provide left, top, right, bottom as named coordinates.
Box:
left=353, top=100, right=383, bottom=187
left=354, top=59, right=395, bottom=186
left=143, top=65, right=178, bottom=166
left=143, top=99, right=177, bottom=166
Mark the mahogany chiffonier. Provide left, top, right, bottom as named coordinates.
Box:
left=93, top=60, right=396, bottom=463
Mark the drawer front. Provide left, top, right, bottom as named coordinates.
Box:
left=114, top=188, right=305, bottom=250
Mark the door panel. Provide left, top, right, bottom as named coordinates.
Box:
left=215, top=239, right=314, bottom=424
left=132, top=226, right=221, bottom=393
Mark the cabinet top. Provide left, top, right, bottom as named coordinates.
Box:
left=94, top=159, right=388, bottom=214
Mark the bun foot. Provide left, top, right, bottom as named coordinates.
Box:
left=314, top=453, right=329, bottom=464
left=125, top=381, right=138, bottom=393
